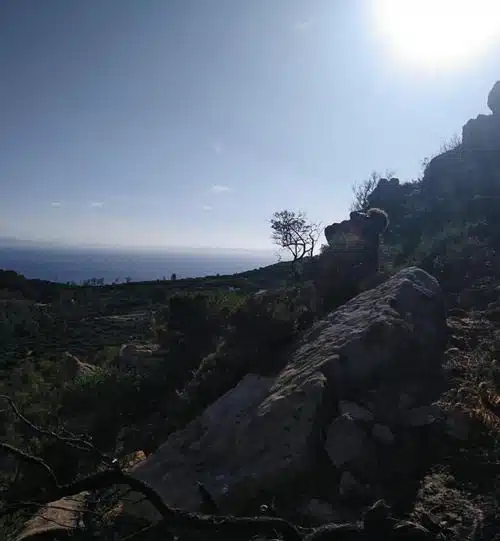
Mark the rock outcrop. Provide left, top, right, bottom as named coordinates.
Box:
left=462, top=81, right=500, bottom=150
left=319, top=208, right=390, bottom=309
left=487, top=80, right=500, bottom=114
left=462, top=114, right=500, bottom=151
left=323, top=208, right=389, bottom=248
left=128, top=267, right=450, bottom=522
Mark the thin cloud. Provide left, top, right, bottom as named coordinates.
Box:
left=202, top=205, right=213, bottom=212
left=50, top=201, right=62, bottom=207
left=211, top=184, right=230, bottom=193
left=89, top=201, right=104, bottom=208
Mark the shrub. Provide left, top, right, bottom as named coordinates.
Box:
left=164, top=287, right=317, bottom=433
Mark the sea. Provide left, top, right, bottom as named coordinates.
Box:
left=0, top=244, right=277, bottom=284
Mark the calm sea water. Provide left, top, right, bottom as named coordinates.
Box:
left=0, top=245, right=276, bottom=284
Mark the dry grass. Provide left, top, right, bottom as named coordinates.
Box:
left=438, top=345, right=500, bottom=434
left=415, top=314, right=500, bottom=540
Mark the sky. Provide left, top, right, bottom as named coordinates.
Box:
left=1, top=0, right=500, bottom=253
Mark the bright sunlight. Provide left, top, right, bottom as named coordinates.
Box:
left=373, top=0, right=500, bottom=72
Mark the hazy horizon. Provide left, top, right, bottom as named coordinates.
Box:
left=0, top=233, right=276, bottom=257
left=2, top=0, right=500, bottom=251
left=0, top=243, right=278, bottom=283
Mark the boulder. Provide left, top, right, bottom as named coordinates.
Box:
left=129, top=267, right=446, bottom=519
left=487, top=80, right=500, bottom=114
left=301, top=267, right=446, bottom=383
left=15, top=492, right=89, bottom=541
left=339, top=400, right=374, bottom=422
left=372, top=424, right=395, bottom=445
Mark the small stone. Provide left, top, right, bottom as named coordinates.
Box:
left=339, top=401, right=374, bottom=422
left=372, top=424, right=395, bottom=445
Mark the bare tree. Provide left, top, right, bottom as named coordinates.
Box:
left=350, top=170, right=395, bottom=212
left=270, top=210, right=321, bottom=280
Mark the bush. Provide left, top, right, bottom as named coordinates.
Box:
left=165, top=287, right=317, bottom=433
left=409, top=223, right=496, bottom=297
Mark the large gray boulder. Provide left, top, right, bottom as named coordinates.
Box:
left=128, top=267, right=447, bottom=520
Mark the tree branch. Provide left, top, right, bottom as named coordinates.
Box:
left=0, top=442, right=58, bottom=487
left=0, top=441, right=437, bottom=541
left=0, top=442, right=303, bottom=541
left=0, top=394, right=113, bottom=466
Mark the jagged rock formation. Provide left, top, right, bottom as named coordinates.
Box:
left=324, top=208, right=389, bottom=248
left=487, top=80, right=500, bottom=114
left=318, top=208, right=390, bottom=309
left=462, top=81, right=500, bottom=151
left=126, top=267, right=450, bottom=523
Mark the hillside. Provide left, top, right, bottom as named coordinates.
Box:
left=1, top=82, right=500, bottom=541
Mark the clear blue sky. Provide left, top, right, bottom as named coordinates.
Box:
left=1, top=0, right=500, bottom=252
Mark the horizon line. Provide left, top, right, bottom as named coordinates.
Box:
left=0, top=235, right=277, bottom=257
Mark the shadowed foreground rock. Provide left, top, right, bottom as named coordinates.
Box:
left=128, top=267, right=448, bottom=522
left=15, top=492, right=89, bottom=541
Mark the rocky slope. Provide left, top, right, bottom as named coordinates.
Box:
left=100, top=266, right=495, bottom=540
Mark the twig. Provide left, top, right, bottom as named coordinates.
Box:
left=0, top=442, right=58, bottom=486
left=0, top=445, right=303, bottom=541
left=0, top=394, right=113, bottom=466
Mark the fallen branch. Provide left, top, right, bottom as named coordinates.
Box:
left=0, top=443, right=303, bottom=541
left=1, top=401, right=436, bottom=541
left=0, top=442, right=58, bottom=486
left=0, top=394, right=113, bottom=466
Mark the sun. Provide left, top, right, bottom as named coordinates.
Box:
left=372, top=0, right=500, bottom=72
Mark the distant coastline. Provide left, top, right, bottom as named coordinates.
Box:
left=0, top=241, right=276, bottom=284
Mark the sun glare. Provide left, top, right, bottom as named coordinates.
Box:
left=373, top=0, right=500, bottom=71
